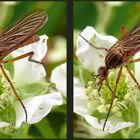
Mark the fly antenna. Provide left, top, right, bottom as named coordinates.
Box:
left=79, top=34, right=108, bottom=52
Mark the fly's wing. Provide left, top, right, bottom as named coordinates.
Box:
left=0, top=10, right=48, bottom=57
left=111, top=23, right=140, bottom=57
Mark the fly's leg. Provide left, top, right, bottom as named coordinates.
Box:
left=121, top=25, right=127, bottom=37
left=1, top=51, right=46, bottom=122
left=98, top=83, right=102, bottom=92
left=106, top=79, right=118, bottom=98
left=127, top=58, right=140, bottom=90
left=0, top=64, right=28, bottom=122
left=103, top=67, right=122, bottom=131
left=126, top=65, right=140, bottom=90
left=28, top=52, right=47, bottom=74
left=106, top=79, right=113, bottom=95
left=1, top=51, right=46, bottom=73
left=128, top=58, right=140, bottom=63
left=1, top=52, right=34, bottom=63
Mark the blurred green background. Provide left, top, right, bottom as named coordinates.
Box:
left=0, top=1, right=66, bottom=138
left=74, top=1, right=140, bottom=38
left=74, top=1, right=140, bottom=139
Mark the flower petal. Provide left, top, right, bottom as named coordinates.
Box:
left=0, top=122, right=9, bottom=128
left=84, top=115, right=134, bottom=133
left=74, top=77, right=89, bottom=115
left=134, top=52, right=140, bottom=82
left=76, top=26, right=117, bottom=73
left=50, top=63, right=66, bottom=96
left=15, top=92, right=62, bottom=128
left=12, top=35, right=48, bottom=87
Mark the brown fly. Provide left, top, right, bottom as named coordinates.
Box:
left=0, top=10, right=48, bottom=122
left=79, top=24, right=140, bottom=131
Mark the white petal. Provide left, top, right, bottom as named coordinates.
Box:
left=76, top=26, right=117, bottom=73
left=12, top=35, right=48, bottom=86
left=74, top=77, right=89, bottom=115
left=134, top=52, right=140, bottom=82
left=0, top=122, right=9, bottom=128
left=15, top=92, right=62, bottom=128
left=84, top=115, right=134, bottom=133
left=50, top=63, right=66, bottom=96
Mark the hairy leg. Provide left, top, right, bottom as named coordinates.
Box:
left=103, top=67, right=122, bottom=131
left=0, top=64, right=28, bottom=121
left=0, top=51, right=46, bottom=121
left=126, top=65, right=140, bottom=90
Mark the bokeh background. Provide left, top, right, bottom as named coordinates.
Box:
left=0, top=1, right=66, bottom=138
left=74, top=1, right=140, bottom=139
left=74, top=1, right=140, bottom=39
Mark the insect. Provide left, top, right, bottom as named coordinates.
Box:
left=79, top=24, right=140, bottom=131
left=0, top=10, right=48, bottom=122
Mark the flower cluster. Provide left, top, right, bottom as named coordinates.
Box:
left=74, top=26, right=140, bottom=133
left=0, top=35, right=64, bottom=131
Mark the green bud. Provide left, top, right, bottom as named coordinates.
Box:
left=88, top=81, right=94, bottom=86
left=85, top=68, right=139, bottom=120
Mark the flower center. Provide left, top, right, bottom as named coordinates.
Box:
left=0, top=70, right=13, bottom=114
left=85, top=68, right=139, bottom=118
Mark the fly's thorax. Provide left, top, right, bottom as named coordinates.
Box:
left=98, top=66, right=108, bottom=81
left=105, top=48, right=123, bottom=69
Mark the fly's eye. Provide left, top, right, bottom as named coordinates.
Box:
left=101, top=69, right=107, bottom=77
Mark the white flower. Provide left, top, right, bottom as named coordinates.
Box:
left=0, top=35, right=63, bottom=128
left=84, top=115, right=133, bottom=133
left=76, top=26, right=117, bottom=73
left=74, top=78, right=88, bottom=115
left=15, top=92, right=62, bottom=128
left=74, top=26, right=136, bottom=133
left=50, top=63, right=66, bottom=97
left=12, top=35, right=48, bottom=87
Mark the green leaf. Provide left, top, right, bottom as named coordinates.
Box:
left=35, top=118, right=57, bottom=138
left=59, top=123, right=66, bottom=138
left=18, top=82, right=52, bottom=99
left=74, top=60, right=80, bottom=77
left=105, top=130, right=123, bottom=138
left=0, top=132, right=11, bottom=138
left=79, top=67, right=95, bottom=84
left=122, top=105, right=139, bottom=126
left=3, top=55, right=14, bottom=79
left=129, top=128, right=140, bottom=138
left=11, top=124, right=29, bottom=138
left=74, top=60, right=95, bottom=84
left=92, top=110, right=106, bottom=120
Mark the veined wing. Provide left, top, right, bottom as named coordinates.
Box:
left=110, top=23, right=140, bottom=57
left=0, top=10, right=48, bottom=57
